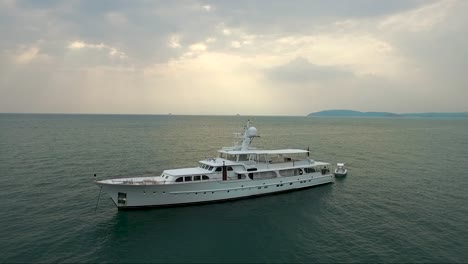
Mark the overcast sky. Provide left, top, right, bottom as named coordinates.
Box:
left=1, top=0, right=467, bottom=115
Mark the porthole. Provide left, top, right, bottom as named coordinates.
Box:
left=204, top=192, right=206, bottom=194
left=290, top=183, right=293, bottom=185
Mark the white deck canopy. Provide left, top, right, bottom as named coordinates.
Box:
left=218, top=149, right=309, bottom=155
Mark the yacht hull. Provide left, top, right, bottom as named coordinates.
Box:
left=97, top=173, right=334, bottom=209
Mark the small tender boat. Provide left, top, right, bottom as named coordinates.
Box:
left=334, top=163, right=347, bottom=177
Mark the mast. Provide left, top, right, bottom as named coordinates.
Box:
left=238, top=120, right=259, bottom=151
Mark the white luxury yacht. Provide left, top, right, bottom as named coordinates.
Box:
left=95, top=121, right=334, bottom=209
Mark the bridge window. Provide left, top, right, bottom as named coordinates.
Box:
left=227, top=166, right=233, bottom=171
left=238, top=154, right=248, bottom=161
left=215, top=167, right=222, bottom=172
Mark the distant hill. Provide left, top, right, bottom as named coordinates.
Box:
left=308, top=110, right=468, bottom=118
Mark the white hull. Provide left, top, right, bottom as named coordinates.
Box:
left=98, top=172, right=334, bottom=209
left=334, top=169, right=347, bottom=177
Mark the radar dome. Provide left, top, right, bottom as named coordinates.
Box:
left=247, top=127, right=258, bottom=137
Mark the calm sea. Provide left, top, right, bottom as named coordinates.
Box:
left=0, top=114, right=467, bottom=263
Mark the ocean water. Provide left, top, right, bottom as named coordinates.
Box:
left=0, top=114, right=467, bottom=263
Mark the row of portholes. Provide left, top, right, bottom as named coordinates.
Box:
left=143, top=191, right=166, bottom=194
left=141, top=180, right=314, bottom=195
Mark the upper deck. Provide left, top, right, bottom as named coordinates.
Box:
left=218, top=148, right=309, bottom=155
left=96, top=121, right=330, bottom=186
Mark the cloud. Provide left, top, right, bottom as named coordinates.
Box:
left=378, top=0, right=455, bottom=33
left=168, top=34, right=182, bottom=48
left=9, top=44, right=52, bottom=65
left=0, top=0, right=467, bottom=115
left=14, top=46, right=40, bottom=64
left=202, top=5, right=212, bottom=11
left=67, top=41, right=126, bottom=59
left=267, top=57, right=354, bottom=83
left=106, top=12, right=128, bottom=26
left=189, top=43, right=207, bottom=52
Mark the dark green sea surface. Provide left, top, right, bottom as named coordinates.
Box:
left=0, top=114, right=467, bottom=263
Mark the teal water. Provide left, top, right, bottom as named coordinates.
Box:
left=1, top=114, right=467, bottom=263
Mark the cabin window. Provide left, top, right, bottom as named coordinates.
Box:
left=215, top=167, right=222, bottom=172
left=202, top=175, right=210, bottom=180
left=226, top=154, right=237, bottom=161
left=184, top=176, right=192, bottom=182
left=227, top=166, right=233, bottom=171
left=238, top=154, right=248, bottom=161
left=304, top=167, right=316, bottom=173
left=248, top=173, right=253, bottom=180
left=194, top=175, right=201, bottom=181
left=175, top=177, right=183, bottom=182
left=236, top=174, right=246, bottom=180
left=208, top=166, right=214, bottom=171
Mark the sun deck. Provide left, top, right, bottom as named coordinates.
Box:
left=218, top=149, right=309, bottom=155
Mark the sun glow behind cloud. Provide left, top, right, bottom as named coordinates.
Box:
left=0, top=0, right=467, bottom=115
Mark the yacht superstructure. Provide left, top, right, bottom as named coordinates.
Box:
left=96, top=121, right=334, bottom=209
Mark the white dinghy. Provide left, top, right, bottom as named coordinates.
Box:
left=334, top=163, right=348, bottom=177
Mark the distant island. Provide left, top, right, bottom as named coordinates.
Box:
left=308, top=110, right=468, bottom=118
